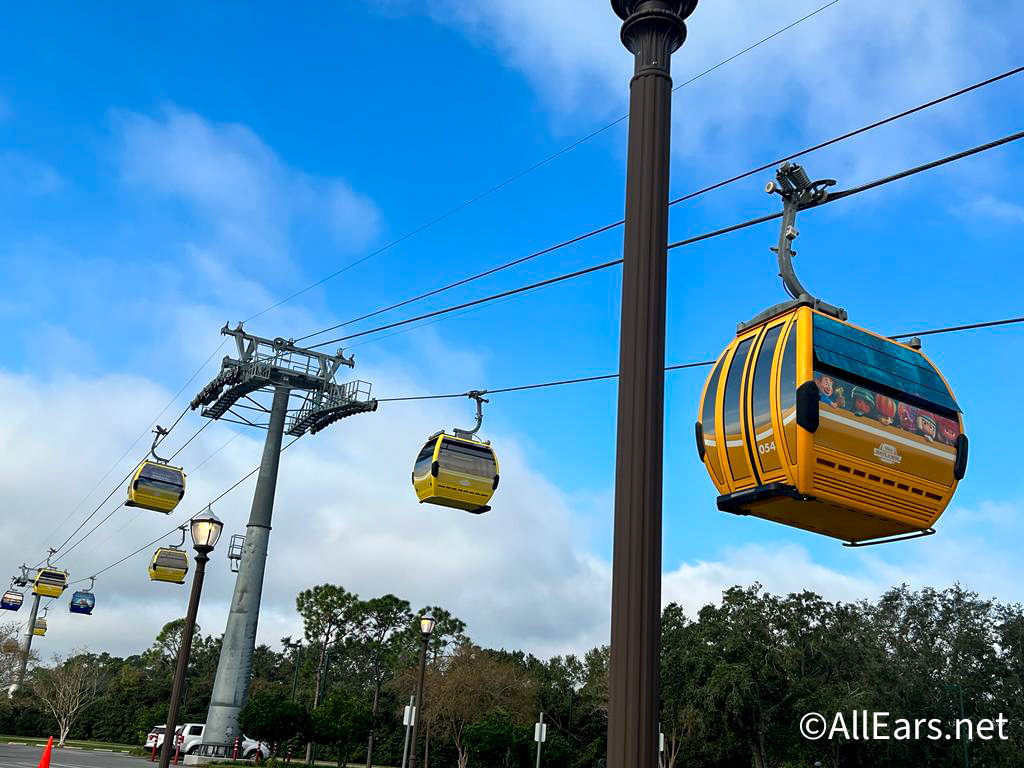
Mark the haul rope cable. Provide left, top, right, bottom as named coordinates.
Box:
left=71, top=312, right=1024, bottom=583
left=72, top=435, right=304, bottom=584
left=247, top=0, right=845, bottom=325
left=294, top=64, right=1024, bottom=345
left=33, top=339, right=227, bottom=564
left=303, top=128, right=1024, bottom=349
left=50, top=419, right=225, bottom=564
left=38, top=65, right=1022, bottom=566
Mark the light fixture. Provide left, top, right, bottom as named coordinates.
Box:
left=190, top=508, right=223, bottom=552
left=419, top=615, right=436, bottom=637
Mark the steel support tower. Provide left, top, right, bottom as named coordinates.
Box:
left=7, top=568, right=41, bottom=696
left=190, top=324, right=377, bottom=758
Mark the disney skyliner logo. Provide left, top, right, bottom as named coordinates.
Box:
left=800, top=711, right=1011, bottom=742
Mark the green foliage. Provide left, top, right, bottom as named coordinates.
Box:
left=463, top=710, right=531, bottom=767
left=238, top=691, right=310, bottom=753
left=6, top=580, right=1022, bottom=768
left=312, top=691, right=372, bottom=765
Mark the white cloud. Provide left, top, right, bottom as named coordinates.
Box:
left=7, top=340, right=1023, bottom=663
left=113, top=107, right=381, bottom=266
left=963, top=195, right=1024, bottom=224
left=663, top=543, right=881, bottom=614
left=0, top=342, right=612, bottom=661
left=663, top=495, right=1024, bottom=621
left=374, top=0, right=1016, bottom=185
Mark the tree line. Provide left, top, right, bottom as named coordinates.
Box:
left=2, top=582, right=1023, bottom=767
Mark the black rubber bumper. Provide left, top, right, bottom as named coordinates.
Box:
left=717, top=482, right=803, bottom=515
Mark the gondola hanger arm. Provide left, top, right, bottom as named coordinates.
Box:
left=150, top=425, right=171, bottom=464
left=766, top=162, right=847, bottom=320
left=453, top=390, right=489, bottom=440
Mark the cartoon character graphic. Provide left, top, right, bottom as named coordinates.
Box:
left=875, top=395, right=897, bottom=426
left=832, top=385, right=847, bottom=410
left=816, top=374, right=837, bottom=406
left=937, top=417, right=959, bottom=446
left=916, top=412, right=938, bottom=442
left=898, top=402, right=918, bottom=434
left=851, top=387, right=875, bottom=418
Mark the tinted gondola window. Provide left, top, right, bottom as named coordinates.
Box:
left=751, top=325, right=784, bottom=473
left=701, top=357, right=726, bottom=484
left=141, top=465, right=184, bottom=488
left=156, top=551, right=187, bottom=569
left=413, top=441, right=436, bottom=480
left=779, top=325, right=798, bottom=464
left=701, top=358, right=724, bottom=436
left=439, top=441, right=496, bottom=477
left=723, top=337, right=754, bottom=480
left=812, top=313, right=959, bottom=413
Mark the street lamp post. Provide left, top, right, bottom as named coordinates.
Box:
left=607, top=2, right=697, bottom=768
left=286, top=640, right=302, bottom=702
left=407, top=615, right=435, bottom=768
left=158, top=509, right=223, bottom=768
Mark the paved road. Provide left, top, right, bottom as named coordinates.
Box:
left=0, top=744, right=146, bottom=768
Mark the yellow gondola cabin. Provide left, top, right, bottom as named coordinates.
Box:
left=412, top=391, right=499, bottom=514
left=33, top=568, right=68, bottom=598
left=127, top=460, right=186, bottom=514
left=413, top=433, right=499, bottom=514
left=149, top=548, right=189, bottom=584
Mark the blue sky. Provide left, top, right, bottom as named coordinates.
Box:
left=1, top=0, right=1023, bottom=657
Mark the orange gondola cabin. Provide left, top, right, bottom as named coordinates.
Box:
left=696, top=162, right=968, bottom=546
left=697, top=304, right=967, bottom=545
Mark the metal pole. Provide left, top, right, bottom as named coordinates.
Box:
left=400, top=696, right=414, bottom=768
left=305, top=652, right=331, bottom=765
left=159, top=550, right=210, bottom=768
left=290, top=644, right=301, bottom=702
left=607, top=3, right=695, bottom=768
left=201, top=386, right=290, bottom=755
left=9, top=592, right=41, bottom=695
left=407, top=634, right=429, bottom=768
left=535, top=712, right=544, bottom=768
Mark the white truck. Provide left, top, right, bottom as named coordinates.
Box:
left=145, top=723, right=270, bottom=760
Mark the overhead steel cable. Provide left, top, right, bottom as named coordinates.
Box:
left=74, top=436, right=303, bottom=584
left=81, top=427, right=251, bottom=564
left=50, top=420, right=216, bottom=563
left=249, top=0, right=843, bottom=328
left=47, top=460, right=144, bottom=561
left=890, top=316, right=1024, bottom=339
left=294, top=64, right=1024, bottom=346
left=68, top=311, right=1024, bottom=586
left=33, top=339, right=227, bottom=565
left=304, top=128, right=1024, bottom=349
left=376, top=314, right=1024, bottom=403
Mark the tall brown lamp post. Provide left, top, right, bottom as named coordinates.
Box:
left=607, top=2, right=698, bottom=767
left=158, top=509, right=223, bottom=768
left=406, top=615, right=436, bottom=768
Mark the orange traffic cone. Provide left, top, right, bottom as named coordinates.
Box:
left=37, top=736, right=53, bottom=768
